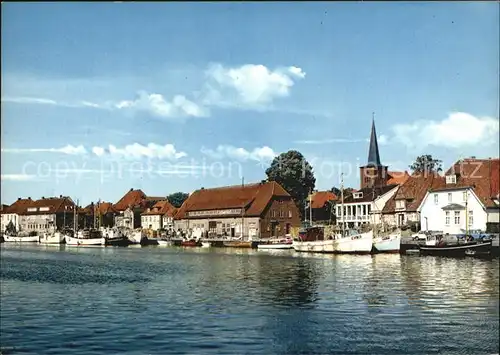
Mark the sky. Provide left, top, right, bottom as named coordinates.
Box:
left=1, top=2, right=499, bottom=206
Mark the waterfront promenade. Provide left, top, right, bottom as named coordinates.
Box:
left=1, top=243, right=499, bottom=355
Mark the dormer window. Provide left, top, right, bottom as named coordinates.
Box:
left=446, top=175, right=457, bottom=184
left=354, top=192, right=363, bottom=199
left=395, top=200, right=406, bottom=209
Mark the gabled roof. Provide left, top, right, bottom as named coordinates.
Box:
left=0, top=198, right=33, bottom=214
left=383, top=173, right=446, bottom=213
left=174, top=181, right=292, bottom=219
left=83, top=201, right=118, bottom=215
left=114, top=188, right=147, bottom=211
left=433, top=158, right=499, bottom=208
left=342, top=184, right=398, bottom=204
left=310, top=191, right=337, bottom=209
left=387, top=171, right=410, bottom=185
left=141, top=200, right=177, bottom=217
left=16, top=196, right=76, bottom=215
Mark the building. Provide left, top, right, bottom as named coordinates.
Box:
left=17, top=196, right=78, bottom=232
left=83, top=201, right=118, bottom=228
left=0, top=198, right=33, bottom=232
left=114, top=188, right=164, bottom=229
left=337, top=185, right=399, bottom=228
left=337, top=118, right=407, bottom=228
left=174, top=181, right=301, bottom=239
left=419, top=158, right=499, bottom=234
left=382, top=173, right=445, bottom=229
left=308, top=191, right=337, bottom=223
left=141, top=200, right=177, bottom=231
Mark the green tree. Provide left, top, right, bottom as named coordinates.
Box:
left=409, top=155, right=442, bottom=175
left=167, top=192, right=189, bottom=208
left=330, top=187, right=341, bottom=197
left=265, top=150, right=316, bottom=218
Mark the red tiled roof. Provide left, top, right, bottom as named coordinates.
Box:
left=83, top=201, right=118, bottom=215
left=383, top=173, right=446, bottom=213
left=387, top=171, right=410, bottom=185
left=175, top=181, right=292, bottom=219
left=434, top=158, right=500, bottom=208
left=16, top=196, right=76, bottom=215
left=310, top=191, right=337, bottom=209
left=343, top=184, right=399, bottom=204
left=114, top=189, right=147, bottom=211
left=0, top=198, right=33, bottom=214
left=141, top=200, right=177, bottom=217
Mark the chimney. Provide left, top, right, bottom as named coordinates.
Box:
left=60, top=194, right=62, bottom=198
left=18, top=198, right=21, bottom=201
left=42, top=196, right=45, bottom=200
left=130, top=188, right=134, bottom=192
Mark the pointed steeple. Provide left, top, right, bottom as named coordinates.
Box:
left=367, top=113, right=381, bottom=167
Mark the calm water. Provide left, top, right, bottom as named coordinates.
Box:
left=1, top=244, right=499, bottom=355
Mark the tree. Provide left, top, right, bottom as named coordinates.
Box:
left=409, top=155, right=442, bottom=175
left=265, top=150, right=316, bottom=218
left=330, top=187, right=341, bottom=197
left=167, top=192, right=189, bottom=208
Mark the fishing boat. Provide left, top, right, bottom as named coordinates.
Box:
left=3, top=233, right=39, bottom=243
left=419, top=239, right=492, bottom=257
left=335, top=229, right=374, bottom=254
left=292, top=225, right=337, bottom=253
left=258, top=237, right=293, bottom=250
left=223, top=238, right=253, bottom=248
left=39, top=230, right=67, bottom=244
left=201, top=241, right=211, bottom=248
left=181, top=238, right=201, bottom=247
left=373, top=232, right=401, bottom=253
left=158, top=239, right=173, bottom=246
left=102, top=228, right=130, bottom=246
left=66, top=229, right=105, bottom=246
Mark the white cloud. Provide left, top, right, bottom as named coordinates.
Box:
left=393, top=112, right=499, bottom=149
left=115, top=91, right=208, bottom=119
left=378, top=135, right=389, bottom=145
left=1, top=174, right=37, bottom=181
left=201, top=145, right=277, bottom=162
left=205, top=63, right=306, bottom=106
left=1, top=96, right=106, bottom=110
left=92, top=143, right=187, bottom=160
left=1, top=144, right=87, bottom=155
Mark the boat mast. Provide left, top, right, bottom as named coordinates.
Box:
left=241, top=177, right=244, bottom=239
left=341, top=172, right=345, bottom=237
left=465, top=190, right=468, bottom=237
left=309, top=189, right=312, bottom=226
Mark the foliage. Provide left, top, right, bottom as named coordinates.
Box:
left=409, top=155, right=442, bottom=174
left=265, top=150, right=316, bottom=218
left=330, top=187, right=341, bottom=197
left=167, top=192, right=189, bottom=208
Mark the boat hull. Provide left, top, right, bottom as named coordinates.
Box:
left=66, top=235, right=105, bottom=246
left=335, top=231, right=373, bottom=254
left=201, top=242, right=211, bottom=248
left=39, top=232, right=66, bottom=244
left=3, top=235, right=39, bottom=243
left=293, top=239, right=337, bottom=253
left=105, top=236, right=131, bottom=246
left=181, top=240, right=201, bottom=247
left=158, top=240, right=173, bottom=246
left=419, top=241, right=492, bottom=257
left=258, top=242, right=293, bottom=250
left=223, top=241, right=253, bottom=248
left=373, top=234, right=401, bottom=253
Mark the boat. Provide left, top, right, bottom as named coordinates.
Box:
left=158, top=239, right=173, bottom=246
left=181, top=238, right=201, bottom=247
left=223, top=238, right=253, bottom=248
left=102, top=228, right=130, bottom=246
left=3, top=233, right=39, bottom=243
left=258, top=237, right=293, bottom=250
left=39, top=230, right=67, bottom=244
left=334, top=229, right=374, bottom=254
left=292, top=226, right=337, bottom=253
left=201, top=241, right=211, bottom=248
left=373, top=232, right=401, bottom=253
left=66, top=229, right=105, bottom=246
left=419, top=239, right=492, bottom=257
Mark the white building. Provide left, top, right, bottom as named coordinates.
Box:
left=337, top=185, right=399, bottom=228
left=419, top=158, right=500, bottom=234
left=141, top=200, right=176, bottom=231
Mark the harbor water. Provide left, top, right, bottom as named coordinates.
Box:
left=1, top=244, right=499, bottom=355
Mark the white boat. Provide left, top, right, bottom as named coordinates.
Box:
left=157, top=240, right=173, bottom=246
left=335, top=230, right=373, bottom=254
left=39, top=231, right=66, bottom=244
left=201, top=241, right=211, bottom=248
left=373, top=232, right=401, bottom=253
left=66, top=230, right=105, bottom=246
left=258, top=237, right=293, bottom=250
left=128, top=230, right=143, bottom=244
left=3, top=234, right=39, bottom=243
left=292, top=239, right=337, bottom=253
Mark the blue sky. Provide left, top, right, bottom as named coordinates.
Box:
left=1, top=2, right=499, bottom=206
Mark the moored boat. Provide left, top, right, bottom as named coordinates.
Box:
left=201, top=241, right=211, bottom=248
left=258, top=237, right=293, bottom=250
left=335, top=230, right=373, bottom=254
left=158, top=239, right=173, bottom=246
left=373, top=232, right=401, bottom=253
left=3, top=234, right=39, bottom=243
left=181, top=238, right=201, bottom=247
left=66, top=229, right=105, bottom=246
left=419, top=240, right=492, bottom=257
left=292, top=226, right=336, bottom=253
left=39, top=231, right=67, bottom=244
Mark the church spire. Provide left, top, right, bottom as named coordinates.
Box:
left=367, top=112, right=381, bottom=167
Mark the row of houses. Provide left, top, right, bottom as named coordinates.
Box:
left=2, top=121, right=499, bottom=237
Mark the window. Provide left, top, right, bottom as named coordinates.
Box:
left=446, top=175, right=457, bottom=184
left=434, top=194, right=438, bottom=205
left=396, top=200, right=405, bottom=209
left=271, top=210, right=276, bottom=218
left=288, top=210, right=292, bottom=218
left=454, top=211, right=460, bottom=225
left=354, top=192, right=363, bottom=199
left=27, top=207, right=37, bottom=212
left=468, top=211, right=473, bottom=226
left=462, top=191, right=468, bottom=202
left=279, top=210, right=284, bottom=218
left=445, top=211, right=450, bottom=225
left=448, top=193, right=452, bottom=203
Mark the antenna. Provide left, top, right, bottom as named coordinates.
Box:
left=341, top=171, right=345, bottom=237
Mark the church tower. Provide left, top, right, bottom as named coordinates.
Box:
left=359, top=116, right=389, bottom=189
